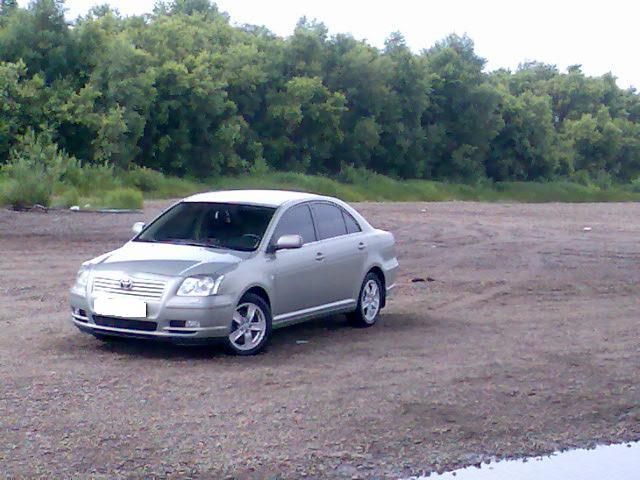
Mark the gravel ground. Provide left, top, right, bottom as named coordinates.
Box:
left=1, top=201, right=639, bottom=479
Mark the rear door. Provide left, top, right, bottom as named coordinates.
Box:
left=310, top=202, right=367, bottom=304
left=270, top=204, right=322, bottom=318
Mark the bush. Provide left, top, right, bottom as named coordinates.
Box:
left=0, top=130, right=57, bottom=208
left=337, top=163, right=360, bottom=184
left=631, top=177, right=640, bottom=193
left=572, top=170, right=592, bottom=187
left=0, top=129, right=91, bottom=209
left=73, top=162, right=119, bottom=194
left=52, top=186, right=80, bottom=208
left=248, top=157, right=270, bottom=176
left=123, top=166, right=165, bottom=192
left=100, top=187, right=143, bottom=209
left=0, top=157, right=52, bottom=209
left=592, top=171, right=613, bottom=190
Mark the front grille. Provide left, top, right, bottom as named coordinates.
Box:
left=93, top=315, right=158, bottom=332
left=92, top=276, right=166, bottom=299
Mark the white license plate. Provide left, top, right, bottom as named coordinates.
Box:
left=93, top=296, right=147, bottom=319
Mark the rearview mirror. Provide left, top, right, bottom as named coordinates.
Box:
left=273, top=234, right=303, bottom=251
left=132, top=222, right=145, bottom=235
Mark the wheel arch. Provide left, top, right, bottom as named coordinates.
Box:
left=240, top=284, right=272, bottom=310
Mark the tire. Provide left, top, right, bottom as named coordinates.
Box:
left=224, top=293, right=272, bottom=356
left=348, top=272, right=383, bottom=328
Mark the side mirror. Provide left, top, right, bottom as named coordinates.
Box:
left=273, top=234, right=303, bottom=252
left=132, top=222, right=145, bottom=235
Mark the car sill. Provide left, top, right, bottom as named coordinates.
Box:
left=273, top=299, right=356, bottom=325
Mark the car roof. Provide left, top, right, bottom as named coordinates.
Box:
left=183, top=189, right=324, bottom=208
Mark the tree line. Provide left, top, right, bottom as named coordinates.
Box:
left=1, top=0, right=640, bottom=185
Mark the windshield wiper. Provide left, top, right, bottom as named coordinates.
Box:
left=170, top=240, right=216, bottom=248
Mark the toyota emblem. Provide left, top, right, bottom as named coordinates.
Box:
left=119, top=278, right=133, bottom=290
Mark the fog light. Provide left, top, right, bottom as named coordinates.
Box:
left=185, top=320, right=200, bottom=328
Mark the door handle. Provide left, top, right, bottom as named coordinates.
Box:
left=315, top=252, right=325, bottom=261
left=358, top=242, right=366, bottom=250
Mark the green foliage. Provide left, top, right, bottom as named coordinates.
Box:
left=1, top=1, right=640, bottom=192
left=100, top=187, right=143, bottom=209
left=206, top=170, right=640, bottom=203
left=52, top=185, right=79, bottom=207
left=0, top=0, right=71, bottom=82
left=0, top=163, right=51, bottom=208
left=123, top=166, right=165, bottom=192
left=572, top=169, right=593, bottom=186
left=68, top=162, right=119, bottom=194
left=0, top=128, right=74, bottom=208
left=11, top=166, right=638, bottom=209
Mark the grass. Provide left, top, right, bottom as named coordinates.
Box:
left=100, top=188, right=144, bottom=210
left=3, top=167, right=640, bottom=210
left=206, top=171, right=640, bottom=203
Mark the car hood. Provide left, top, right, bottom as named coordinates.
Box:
left=88, top=241, right=247, bottom=277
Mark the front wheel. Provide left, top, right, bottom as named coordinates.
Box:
left=348, top=272, right=383, bottom=328
left=224, top=293, right=272, bottom=356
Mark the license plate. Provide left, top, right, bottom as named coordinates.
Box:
left=93, top=296, right=147, bottom=319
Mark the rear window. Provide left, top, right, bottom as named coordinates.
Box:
left=342, top=210, right=361, bottom=234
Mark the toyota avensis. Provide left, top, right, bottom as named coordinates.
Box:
left=69, top=190, right=399, bottom=355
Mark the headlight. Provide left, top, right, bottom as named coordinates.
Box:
left=73, top=265, right=90, bottom=290
left=177, top=275, right=224, bottom=296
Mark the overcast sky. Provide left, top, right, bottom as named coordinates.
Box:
left=18, top=0, right=639, bottom=89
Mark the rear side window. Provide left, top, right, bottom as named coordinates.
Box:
left=272, top=204, right=317, bottom=244
left=342, top=210, right=361, bottom=234
left=311, top=203, right=347, bottom=240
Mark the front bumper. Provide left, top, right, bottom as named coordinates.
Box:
left=69, top=287, right=235, bottom=344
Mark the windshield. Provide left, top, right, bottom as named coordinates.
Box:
left=135, top=202, right=276, bottom=252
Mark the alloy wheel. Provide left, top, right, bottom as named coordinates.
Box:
left=229, top=302, right=267, bottom=351
left=361, top=279, right=380, bottom=323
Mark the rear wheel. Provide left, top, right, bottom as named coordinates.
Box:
left=224, top=293, right=272, bottom=356
left=348, top=272, right=383, bottom=328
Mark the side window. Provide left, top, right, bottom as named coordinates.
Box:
left=272, top=205, right=316, bottom=245
left=312, top=203, right=347, bottom=240
left=342, top=210, right=361, bottom=234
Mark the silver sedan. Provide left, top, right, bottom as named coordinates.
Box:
left=69, top=190, right=399, bottom=355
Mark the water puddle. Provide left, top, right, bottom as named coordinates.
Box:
left=411, top=441, right=640, bottom=480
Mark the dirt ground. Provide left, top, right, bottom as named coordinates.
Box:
left=1, top=200, right=639, bottom=479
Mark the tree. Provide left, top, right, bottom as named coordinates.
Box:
left=0, top=0, right=72, bottom=82
left=423, top=34, right=502, bottom=181
left=266, top=76, right=345, bottom=173
left=2, top=1, right=640, bottom=184
left=375, top=32, right=431, bottom=178
left=488, top=89, right=557, bottom=180
left=562, top=108, right=623, bottom=176
left=0, top=61, right=51, bottom=162
left=325, top=36, right=388, bottom=169
left=284, top=17, right=329, bottom=78
left=0, top=0, right=18, bottom=18
left=88, top=35, right=156, bottom=168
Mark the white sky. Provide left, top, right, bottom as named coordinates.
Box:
left=18, top=0, right=640, bottom=89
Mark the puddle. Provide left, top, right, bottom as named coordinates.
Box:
left=410, top=442, right=640, bottom=480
